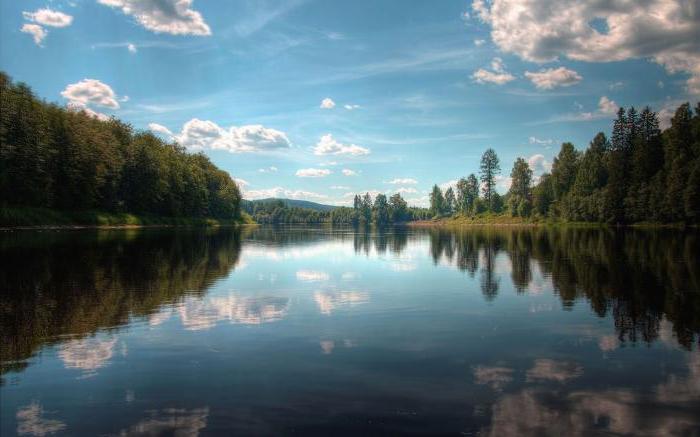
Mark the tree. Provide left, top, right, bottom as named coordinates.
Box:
left=361, top=192, right=373, bottom=224
left=480, top=148, right=500, bottom=211
left=508, top=157, right=532, bottom=217
left=430, top=185, right=445, bottom=217
left=389, top=193, right=408, bottom=222
left=551, top=142, right=580, bottom=200
left=444, top=187, right=456, bottom=215
left=373, top=193, right=390, bottom=226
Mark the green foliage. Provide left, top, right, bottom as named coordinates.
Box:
left=508, top=157, right=532, bottom=217
left=0, top=72, right=241, bottom=221
left=430, top=185, right=445, bottom=217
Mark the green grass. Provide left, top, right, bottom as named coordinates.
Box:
left=0, top=207, right=255, bottom=228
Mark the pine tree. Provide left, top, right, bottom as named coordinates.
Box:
left=480, top=148, right=500, bottom=211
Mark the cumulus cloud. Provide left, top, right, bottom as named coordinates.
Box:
left=320, top=97, right=335, bottom=109
left=525, top=67, right=582, bottom=89
left=61, top=79, right=121, bottom=109
left=472, top=57, right=515, bottom=85
left=98, top=0, right=211, bottom=36
left=388, top=178, right=418, bottom=185
left=296, top=168, right=331, bottom=178
left=471, top=0, right=700, bottom=94
left=473, top=365, right=514, bottom=391
left=474, top=39, right=485, bottom=46
left=174, top=118, right=291, bottom=153
left=342, top=169, right=358, bottom=176
left=330, top=185, right=349, bottom=190
left=20, top=24, right=47, bottom=45
left=314, top=134, right=370, bottom=156
left=23, top=8, right=73, bottom=27
left=527, top=154, right=552, bottom=176
left=127, top=43, right=137, bottom=53
left=258, top=166, right=278, bottom=173
left=148, top=122, right=173, bottom=136
left=344, top=104, right=361, bottom=110
left=243, top=187, right=329, bottom=201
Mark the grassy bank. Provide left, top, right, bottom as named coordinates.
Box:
left=408, top=213, right=693, bottom=228
left=0, top=207, right=255, bottom=229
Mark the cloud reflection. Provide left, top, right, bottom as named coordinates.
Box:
left=58, top=336, right=117, bottom=374
left=178, top=294, right=289, bottom=330
left=117, top=407, right=209, bottom=437
left=296, top=270, right=330, bottom=281
left=473, top=365, right=514, bottom=391
left=526, top=359, right=583, bottom=383
left=314, top=290, right=369, bottom=315
left=16, top=402, right=66, bottom=436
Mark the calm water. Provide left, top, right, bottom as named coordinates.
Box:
left=1, top=226, right=699, bottom=436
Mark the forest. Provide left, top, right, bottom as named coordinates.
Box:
left=2, top=71, right=698, bottom=226
left=427, top=102, right=700, bottom=224
left=0, top=72, right=242, bottom=222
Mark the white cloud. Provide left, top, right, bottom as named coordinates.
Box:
left=396, top=187, right=417, bottom=194
left=296, top=168, right=331, bottom=178
left=127, top=43, right=137, bottom=53
left=524, top=67, right=582, bottom=89
left=61, top=79, right=121, bottom=109
left=527, top=154, right=552, bottom=176
left=243, top=187, right=329, bottom=201
left=148, top=122, right=173, bottom=136
left=258, top=166, right=278, bottom=173
left=597, top=96, right=617, bottom=115
left=234, top=178, right=249, bottom=187
left=471, top=0, right=700, bottom=94
left=314, top=134, right=370, bottom=156
left=98, top=0, right=211, bottom=36
left=344, top=104, right=361, bottom=110
left=528, top=136, right=552, bottom=146
left=174, top=118, right=291, bottom=153
left=474, top=39, right=485, bottom=46
left=472, top=57, right=515, bottom=85
left=320, top=97, right=335, bottom=109
left=23, top=8, right=73, bottom=27
left=342, top=169, right=358, bottom=176
left=609, top=81, right=624, bottom=90
left=330, top=185, right=349, bottom=190
left=67, top=102, right=110, bottom=121
left=20, top=24, right=47, bottom=45
left=388, top=178, right=417, bottom=185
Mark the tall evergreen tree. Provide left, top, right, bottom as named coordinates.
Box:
left=480, top=148, right=500, bottom=211
left=430, top=185, right=445, bottom=217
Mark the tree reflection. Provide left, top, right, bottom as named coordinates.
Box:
left=0, top=228, right=244, bottom=379
left=427, top=227, right=699, bottom=349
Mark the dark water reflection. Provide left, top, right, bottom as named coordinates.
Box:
left=1, top=226, right=698, bottom=436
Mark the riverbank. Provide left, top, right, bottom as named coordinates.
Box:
left=0, top=207, right=255, bottom=230
left=408, top=214, right=692, bottom=228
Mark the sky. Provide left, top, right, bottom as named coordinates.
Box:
left=1, top=0, right=698, bottom=206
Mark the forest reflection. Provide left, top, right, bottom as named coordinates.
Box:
left=0, top=228, right=245, bottom=378
left=1, top=226, right=698, bottom=382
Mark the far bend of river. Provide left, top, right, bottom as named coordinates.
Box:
left=1, top=226, right=699, bottom=436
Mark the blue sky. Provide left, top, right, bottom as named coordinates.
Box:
left=1, top=0, right=697, bottom=206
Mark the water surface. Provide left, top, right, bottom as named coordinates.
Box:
left=1, top=226, right=699, bottom=436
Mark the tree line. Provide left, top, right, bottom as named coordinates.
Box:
left=428, top=102, right=700, bottom=224
left=0, top=72, right=242, bottom=219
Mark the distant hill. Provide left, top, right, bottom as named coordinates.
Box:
left=242, top=198, right=338, bottom=212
